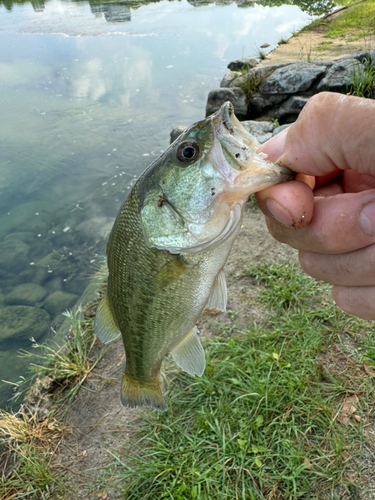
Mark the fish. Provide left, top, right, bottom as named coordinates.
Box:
left=94, top=101, right=293, bottom=412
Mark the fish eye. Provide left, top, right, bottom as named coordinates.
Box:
left=176, top=141, right=200, bottom=163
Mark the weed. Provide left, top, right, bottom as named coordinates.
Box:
left=349, top=60, right=374, bottom=98
left=108, top=262, right=375, bottom=499
left=278, top=36, right=289, bottom=45
left=255, top=47, right=267, bottom=60
left=237, top=75, right=262, bottom=100
left=0, top=409, right=65, bottom=499
left=18, top=307, right=105, bottom=409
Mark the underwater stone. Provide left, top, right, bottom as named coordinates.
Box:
left=6, top=283, right=47, bottom=307
left=45, top=277, right=63, bottom=293
left=0, top=306, right=50, bottom=343
left=43, top=291, right=78, bottom=318
left=36, top=252, right=64, bottom=272
left=0, top=239, right=30, bottom=271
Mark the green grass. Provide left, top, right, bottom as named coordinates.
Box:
left=0, top=306, right=105, bottom=499
left=107, top=262, right=375, bottom=499
left=349, top=59, right=374, bottom=97
left=18, top=307, right=105, bottom=410
left=326, top=0, right=375, bottom=40
left=237, top=75, right=262, bottom=100
left=303, top=0, right=375, bottom=41
left=255, top=48, right=267, bottom=60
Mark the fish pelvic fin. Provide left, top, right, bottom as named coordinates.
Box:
left=171, top=326, right=205, bottom=377
left=206, top=269, right=227, bottom=312
left=121, top=373, right=167, bottom=412
left=94, top=293, right=121, bottom=344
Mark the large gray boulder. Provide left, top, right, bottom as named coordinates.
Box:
left=43, top=291, right=78, bottom=318
left=6, top=283, right=47, bottom=307
left=170, top=126, right=187, bottom=144
left=259, top=62, right=326, bottom=94
left=205, top=88, right=247, bottom=118
left=278, top=96, right=309, bottom=119
left=0, top=305, right=50, bottom=343
left=220, top=70, right=241, bottom=88
left=240, top=120, right=275, bottom=137
left=0, top=239, right=30, bottom=271
left=229, top=64, right=288, bottom=90
left=317, top=58, right=365, bottom=92
left=227, top=58, right=258, bottom=72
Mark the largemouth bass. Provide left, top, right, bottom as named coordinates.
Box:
left=95, top=102, right=293, bottom=411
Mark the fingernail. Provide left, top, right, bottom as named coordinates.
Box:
left=258, top=128, right=288, bottom=162
left=265, top=198, right=293, bottom=226
left=359, top=202, right=375, bottom=236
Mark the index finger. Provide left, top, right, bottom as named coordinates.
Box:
left=270, top=92, right=375, bottom=177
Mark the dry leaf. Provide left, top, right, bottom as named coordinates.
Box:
left=341, top=451, right=350, bottom=460
left=303, top=458, right=311, bottom=469
left=364, top=361, right=375, bottom=378
left=353, top=414, right=361, bottom=422
left=342, top=403, right=357, bottom=414
left=82, top=450, right=88, bottom=457
left=338, top=413, right=350, bottom=425
left=203, top=307, right=221, bottom=315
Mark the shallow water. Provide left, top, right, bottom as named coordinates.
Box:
left=0, top=0, right=334, bottom=408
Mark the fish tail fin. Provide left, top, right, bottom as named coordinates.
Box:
left=121, top=373, right=167, bottom=412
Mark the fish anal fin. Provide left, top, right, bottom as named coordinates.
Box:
left=121, top=373, right=167, bottom=412
left=94, top=293, right=121, bottom=344
left=171, top=326, right=205, bottom=377
left=206, top=269, right=227, bottom=312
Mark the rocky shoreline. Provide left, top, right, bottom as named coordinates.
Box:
left=206, top=49, right=375, bottom=123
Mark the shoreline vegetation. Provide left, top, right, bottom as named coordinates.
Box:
left=1, top=3, right=375, bottom=499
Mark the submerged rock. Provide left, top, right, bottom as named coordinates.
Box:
left=0, top=239, right=30, bottom=271
left=0, top=305, right=50, bottom=343
left=6, top=283, right=47, bottom=307
left=43, top=291, right=78, bottom=318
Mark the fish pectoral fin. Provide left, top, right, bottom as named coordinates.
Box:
left=171, top=326, right=205, bottom=377
left=121, top=373, right=167, bottom=412
left=206, top=269, right=227, bottom=312
left=94, top=293, right=121, bottom=344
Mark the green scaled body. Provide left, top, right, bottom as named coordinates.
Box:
left=95, top=102, right=293, bottom=411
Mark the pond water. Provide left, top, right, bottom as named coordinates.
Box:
left=0, top=0, right=335, bottom=408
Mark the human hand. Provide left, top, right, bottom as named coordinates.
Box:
left=255, top=92, right=375, bottom=320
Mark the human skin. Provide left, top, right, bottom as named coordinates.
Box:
left=254, top=92, right=375, bottom=320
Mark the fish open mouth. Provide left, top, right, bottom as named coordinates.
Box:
left=212, top=101, right=294, bottom=195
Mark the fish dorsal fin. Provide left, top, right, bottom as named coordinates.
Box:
left=171, top=326, right=205, bottom=377
left=206, top=269, right=227, bottom=312
left=94, top=293, right=121, bottom=344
